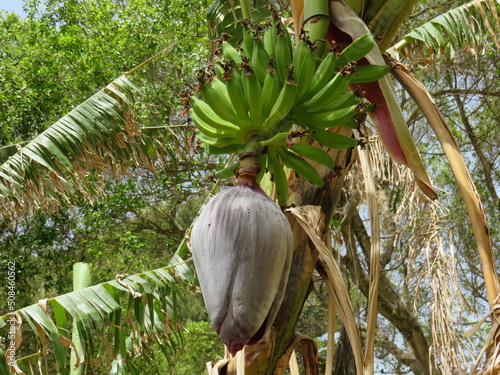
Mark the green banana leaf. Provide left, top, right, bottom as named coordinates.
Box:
left=0, top=251, right=195, bottom=375
left=207, top=0, right=277, bottom=39
left=0, top=75, right=161, bottom=218
left=392, top=0, right=500, bottom=58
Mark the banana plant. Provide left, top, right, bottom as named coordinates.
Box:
left=0, top=0, right=498, bottom=374
left=190, top=0, right=499, bottom=374
left=0, top=75, right=160, bottom=218
left=0, top=252, right=194, bottom=375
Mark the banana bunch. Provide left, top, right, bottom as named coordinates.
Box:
left=188, top=16, right=390, bottom=203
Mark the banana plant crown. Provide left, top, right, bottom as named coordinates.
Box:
left=185, top=12, right=389, bottom=205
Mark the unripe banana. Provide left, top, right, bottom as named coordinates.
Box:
left=276, top=146, right=324, bottom=186
left=190, top=96, right=241, bottom=135
left=251, top=37, right=270, bottom=83
left=350, top=64, right=389, bottom=83
left=311, top=128, right=358, bottom=149
left=298, top=92, right=360, bottom=114
left=274, top=26, right=293, bottom=83
left=296, top=71, right=353, bottom=112
left=342, top=118, right=360, bottom=129
left=201, top=81, right=244, bottom=125
left=196, top=130, right=240, bottom=148
left=289, top=142, right=335, bottom=168
left=292, top=39, right=316, bottom=101
left=210, top=77, right=232, bottom=104
left=295, top=105, right=359, bottom=130
left=262, top=21, right=278, bottom=56
left=222, top=41, right=243, bottom=65
left=267, top=147, right=289, bottom=206
left=214, top=161, right=240, bottom=179
left=259, top=132, right=290, bottom=147
left=301, top=50, right=337, bottom=101
left=260, top=67, right=281, bottom=122
left=262, top=74, right=297, bottom=131
left=189, top=109, right=238, bottom=139
left=214, top=63, right=225, bottom=80
left=240, top=20, right=255, bottom=60
left=262, top=66, right=297, bottom=131
left=241, top=70, right=263, bottom=127
left=225, top=72, right=251, bottom=123
left=206, top=143, right=246, bottom=155
left=335, top=33, right=376, bottom=67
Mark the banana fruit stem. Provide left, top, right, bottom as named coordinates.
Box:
left=235, top=136, right=263, bottom=185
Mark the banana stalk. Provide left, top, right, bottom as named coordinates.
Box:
left=302, top=0, right=331, bottom=57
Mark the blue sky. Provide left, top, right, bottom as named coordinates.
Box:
left=0, top=0, right=25, bottom=16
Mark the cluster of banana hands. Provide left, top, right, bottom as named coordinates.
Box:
left=187, top=15, right=389, bottom=204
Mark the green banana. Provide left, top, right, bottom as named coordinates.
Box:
left=206, top=143, right=246, bottom=155
left=241, top=70, right=263, bottom=126
left=210, top=77, right=232, bottom=104
left=296, top=105, right=359, bottom=130
left=240, top=20, right=255, bottom=60
left=190, top=108, right=239, bottom=139
left=297, top=91, right=359, bottom=113
left=260, top=67, right=282, bottom=122
left=301, top=50, right=338, bottom=101
left=201, top=81, right=244, bottom=126
left=262, top=21, right=278, bottom=56
left=292, top=39, right=316, bottom=101
left=256, top=153, right=268, bottom=184
left=213, top=63, right=225, bottom=80
left=342, top=118, right=360, bottom=129
left=296, top=71, right=353, bottom=112
left=315, top=92, right=362, bottom=114
left=274, top=26, right=293, bottom=84
left=196, top=130, right=241, bottom=148
left=350, top=64, right=389, bottom=83
left=259, top=132, right=290, bottom=147
left=214, top=161, right=240, bottom=179
left=335, top=33, right=376, bottom=67
left=221, top=41, right=242, bottom=65
left=195, top=129, right=245, bottom=149
left=289, top=143, right=335, bottom=168
left=225, top=72, right=251, bottom=123
left=262, top=74, right=297, bottom=131
left=276, top=147, right=324, bottom=187
left=195, top=130, right=218, bottom=145
left=252, top=37, right=270, bottom=83
left=267, top=147, right=289, bottom=206
left=311, top=129, right=358, bottom=149
left=190, top=97, right=242, bottom=135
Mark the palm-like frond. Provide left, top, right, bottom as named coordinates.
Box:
left=391, top=0, right=500, bottom=59
left=0, top=252, right=195, bottom=375
left=207, top=0, right=275, bottom=38
left=0, top=75, right=162, bottom=218
left=362, top=0, right=421, bottom=51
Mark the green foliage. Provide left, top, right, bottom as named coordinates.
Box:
left=394, top=0, right=500, bottom=59
left=0, top=1, right=217, bottom=371
left=0, top=256, right=196, bottom=374
left=169, top=321, right=222, bottom=374
left=0, top=0, right=209, bottom=146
